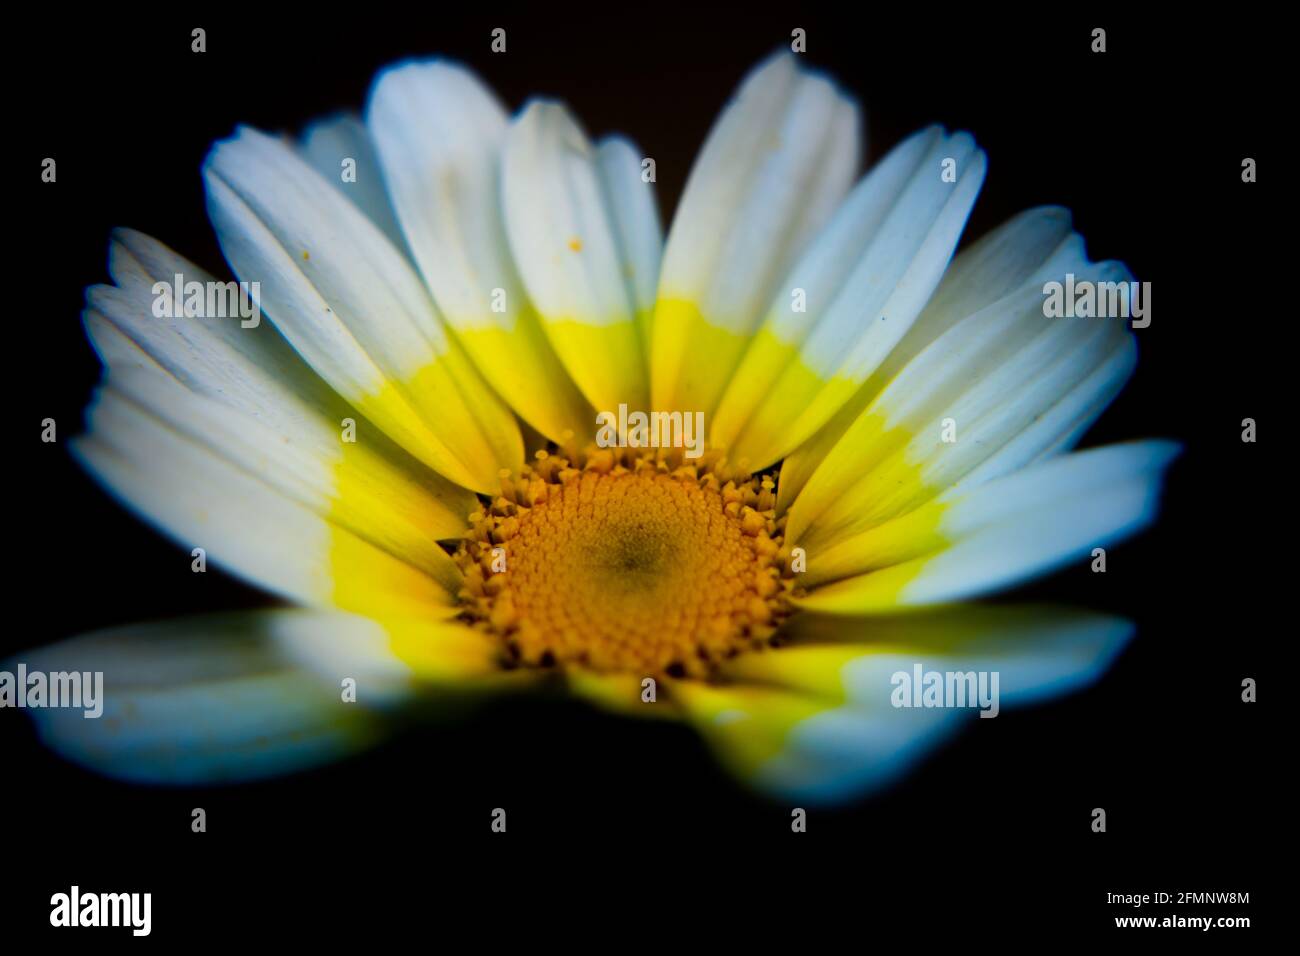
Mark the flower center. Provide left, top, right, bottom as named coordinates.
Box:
left=454, top=444, right=798, bottom=677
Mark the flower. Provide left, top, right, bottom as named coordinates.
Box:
left=15, top=52, right=1176, bottom=803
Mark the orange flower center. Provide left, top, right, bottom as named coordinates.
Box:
left=454, top=444, right=799, bottom=677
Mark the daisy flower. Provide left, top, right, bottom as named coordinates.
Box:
left=17, top=51, right=1176, bottom=803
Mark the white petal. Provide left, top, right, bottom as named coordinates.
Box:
left=9, top=611, right=495, bottom=785
left=595, top=135, right=663, bottom=318
left=777, top=207, right=1088, bottom=513
left=780, top=129, right=985, bottom=376
left=366, top=58, right=593, bottom=440
left=300, top=112, right=408, bottom=252
left=501, top=100, right=648, bottom=411
left=651, top=51, right=861, bottom=415
left=692, top=605, right=1133, bottom=802
left=75, top=386, right=458, bottom=617
left=787, top=253, right=1136, bottom=549
left=715, top=126, right=987, bottom=465
left=799, top=442, right=1179, bottom=612
left=85, top=229, right=478, bottom=546
left=204, top=126, right=520, bottom=493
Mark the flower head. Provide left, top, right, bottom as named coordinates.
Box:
left=15, top=52, right=1175, bottom=802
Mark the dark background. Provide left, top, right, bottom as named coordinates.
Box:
left=5, top=3, right=1278, bottom=938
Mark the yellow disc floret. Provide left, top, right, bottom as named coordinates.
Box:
left=454, top=443, right=800, bottom=678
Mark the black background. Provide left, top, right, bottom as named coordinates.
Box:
left=4, top=3, right=1278, bottom=939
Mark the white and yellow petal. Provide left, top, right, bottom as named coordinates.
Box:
left=594, top=135, right=663, bottom=330
left=672, top=605, right=1131, bottom=801
left=651, top=51, right=860, bottom=419
left=785, top=255, right=1138, bottom=551
left=365, top=59, right=594, bottom=441
left=502, top=100, right=652, bottom=414
left=204, top=126, right=521, bottom=494
left=83, top=230, right=478, bottom=611
left=797, top=441, right=1178, bottom=610
left=87, top=229, right=478, bottom=552
left=9, top=611, right=504, bottom=785
left=777, top=206, right=1104, bottom=512
left=74, top=385, right=458, bottom=618
left=713, top=125, right=986, bottom=468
